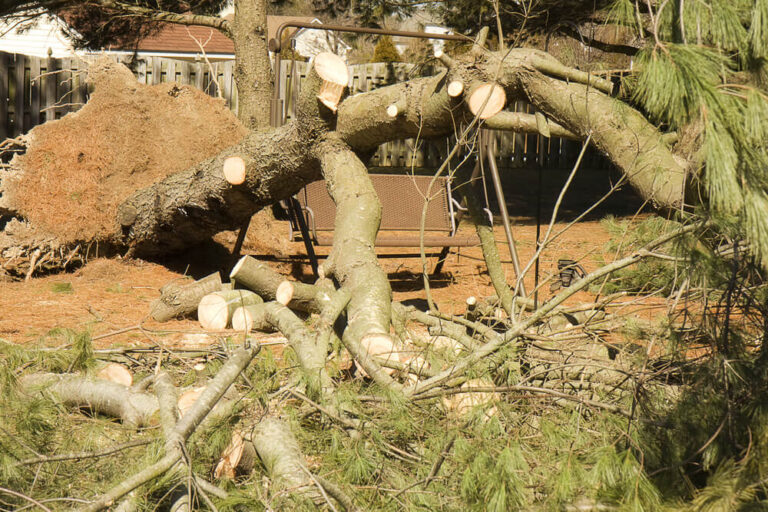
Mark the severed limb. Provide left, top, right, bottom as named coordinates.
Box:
left=484, top=111, right=578, bottom=139
left=76, top=346, right=258, bottom=512
left=263, top=302, right=332, bottom=398
left=19, top=374, right=160, bottom=428
left=313, top=136, right=401, bottom=392
left=150, top=272, right=223, bottom=322
left=231, top=255, right=326, bottom=314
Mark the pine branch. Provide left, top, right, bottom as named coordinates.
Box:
left=97, top=0, right=231, bottom=35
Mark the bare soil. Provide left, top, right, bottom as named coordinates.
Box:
left=0, top=216, right=666, bottom=350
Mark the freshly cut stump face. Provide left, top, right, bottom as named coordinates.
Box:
left=198, top=290, right=262, bottom=330
left=178, top=387, right=205, bottom=417
left=447, top=80, right=465, bottom=98
left=467, top=83, right=506, bottom=119
left=314, top=52, right=350, bottom=112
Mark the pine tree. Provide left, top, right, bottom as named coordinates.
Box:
left=370, top=35, right=402, bottom=63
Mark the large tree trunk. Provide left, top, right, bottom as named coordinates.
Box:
left=231, top=0, right=273, bottom=131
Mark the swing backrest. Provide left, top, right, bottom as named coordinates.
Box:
left=296, top=174, right=457, bottom=239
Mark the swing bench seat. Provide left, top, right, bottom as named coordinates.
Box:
left=292, top=174, right=478, bottom=249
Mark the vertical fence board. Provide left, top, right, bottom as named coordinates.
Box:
left=166, top=59, right=176, bottom=83
left=0, top=53, right=6, bottom=140
left=180, top=61, right=191, bottom=85
left=44, top=56, right=56, bottom=123
left=151, top=57, right=161, bottom=85
left=13, top=54, right=25, bottom=135
left=29, top=57, right=40, bottom=127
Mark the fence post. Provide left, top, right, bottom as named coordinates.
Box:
left=29, top=57, right=40, bottom=128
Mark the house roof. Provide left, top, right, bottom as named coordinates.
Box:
left=131, top=23, right=234, bottom=54
left=109, top=15, right=320, bottom=55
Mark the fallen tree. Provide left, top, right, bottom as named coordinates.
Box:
left=2, top=0, right=768, bottom=507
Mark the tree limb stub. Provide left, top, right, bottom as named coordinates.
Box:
left=313, top=52, right=350, bottom=113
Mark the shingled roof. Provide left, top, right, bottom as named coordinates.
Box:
left=124, top=15, right=318, bottom=55
left=131, top=23, right=234, bottom=54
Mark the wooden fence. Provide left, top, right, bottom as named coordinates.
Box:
left=0, top=51, right=608, bottom=169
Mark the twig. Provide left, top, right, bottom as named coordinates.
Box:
left=15, top=439, right=153, bottom=467
left=407, top=222, right=705, bottom=397
left=0, top=486, right=52, bottom=511
left=185, top=27, right=223, bottom=99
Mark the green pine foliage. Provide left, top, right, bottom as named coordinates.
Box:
left=613, top=0, right=768, bottom=268
left=371, top=35, right=402, bottom=63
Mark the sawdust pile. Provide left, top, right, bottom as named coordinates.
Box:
left=6, top=57, right=248, bottom=243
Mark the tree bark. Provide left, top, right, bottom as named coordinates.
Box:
left=231, top=0, right=273, bottom=131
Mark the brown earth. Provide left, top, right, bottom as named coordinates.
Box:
left=5, top=58, right=248, bottom=243
left=0, top=216, right=667, bottom=350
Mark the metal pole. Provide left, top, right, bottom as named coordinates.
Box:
left=483, top=130, right=527, bottom=297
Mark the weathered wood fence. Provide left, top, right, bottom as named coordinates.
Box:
left=0, top=51, right=608, bottom=169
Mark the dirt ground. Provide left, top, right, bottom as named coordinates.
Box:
left=0, top=213, right=666, bottom=349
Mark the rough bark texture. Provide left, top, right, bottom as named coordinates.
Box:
left=150, top=272, right=223, bottom=322
left=231, top=0, right=273, bottom=131
left=116, top=123, right=319, bottom=256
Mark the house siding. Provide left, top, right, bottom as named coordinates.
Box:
left=0, top=13, right=77, bottom=58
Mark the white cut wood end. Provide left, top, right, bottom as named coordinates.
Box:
left=231, top=306, right=252, bottom=332
left=356, top=333, right=399, bottom=377
left=275, top=281, right=295, bottom=306
left=222, top=156, right=246, bottom=185
left=96, top=363, right=133, bottom=387
left=314, top=52, right=349, bottom=112
left=177, top=386, right=205, bottom=417
left=447, top=80, right=464, bottom=98
left=198, top=293, right=229, bottom=330
left=467, top=83, right=506, bottom=119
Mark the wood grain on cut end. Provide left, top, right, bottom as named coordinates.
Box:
left=198, top=293, right=230, bottom=330
left=275, top=281, right=294, bottom=306
left=222, top=156, right=246, bottom=185
left=467, top=83, right=506, bottom=119
left=96, top=363, right=133, bottom=387
left=314, top=52, right=349, bottom=112
left=198, top=290, right=263, bottom=330
left=177, top=386, right=205, bottom=417
left=356, top=332, right=400, bottom=377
